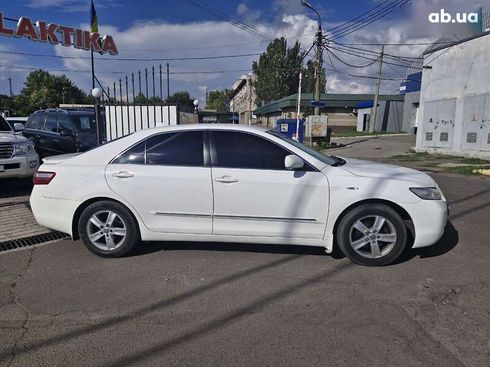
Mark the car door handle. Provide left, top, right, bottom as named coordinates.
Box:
left=215, top=175, right=238, bottom=183
left=112, top=171, right=134, bottom=178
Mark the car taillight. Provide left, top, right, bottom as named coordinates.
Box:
left=33, top=171, right=56, bottom=185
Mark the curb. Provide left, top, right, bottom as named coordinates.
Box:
left=331, top=133, right=412, bottom=140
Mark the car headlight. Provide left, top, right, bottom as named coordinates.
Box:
left=409, top=187, right=442, bottom=200
left=13, top=142, right=35, bottom=156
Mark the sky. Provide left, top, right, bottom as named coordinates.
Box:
left=1, top=0, right=490, bottom=105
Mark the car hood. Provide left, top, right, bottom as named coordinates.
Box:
left=0, top=131, right=29, bottom=143
left=339, top=158, right=435, bottom=186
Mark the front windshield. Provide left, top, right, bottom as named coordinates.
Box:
left=0, top=116, right=12, bottom=132
left=266, top=129, right=336, bottom=166
left=70, top=113, right=96, bottom=131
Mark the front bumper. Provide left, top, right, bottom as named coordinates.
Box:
left=405, top=199, right=448, bottom=248
left=0, top=153, right=39, bottom=179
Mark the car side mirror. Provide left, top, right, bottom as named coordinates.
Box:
left=13, top=123, right=24, bottom=132
left=284, top=154, right=304, bottom=170
left=60, top=128, right=74, bottom=137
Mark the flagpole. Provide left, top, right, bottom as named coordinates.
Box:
left=91, top=49, right=95, bottom=90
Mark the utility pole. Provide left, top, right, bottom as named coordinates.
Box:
left=295, top=71, right=302, bottom=141
left=370, top=45, right=384, bottom=133
left=8, top=78, right=12, bottom=97
left=314, top=27, right=323, bottom=116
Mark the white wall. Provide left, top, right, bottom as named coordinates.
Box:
left=416, top=34, right=490, bottom=159
left=356, top=108, right=371, bottom=132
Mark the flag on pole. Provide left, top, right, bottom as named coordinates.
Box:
left=90, top=0, right=98, bottom=33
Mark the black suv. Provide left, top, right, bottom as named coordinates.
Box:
left=23, top=109, right=100, bottom=157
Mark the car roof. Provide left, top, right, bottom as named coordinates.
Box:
left=33, top=108, right=94, bottom=114
left=133, top=123, right=270, bottom=137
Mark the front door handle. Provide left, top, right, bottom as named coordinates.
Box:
left=215, top=175, right=238, bottom=184
left=112, top=171, right=134, bottom=178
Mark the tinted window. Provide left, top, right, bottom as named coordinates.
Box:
left=213, top=131, right=291, bottom=170
left=70, top=113, right=96, bottom=131
left=113, top=141, right=145, bottom=164
left=26, top=113, right=45, bottom=130
left=45, top=114, right=58, bottom=133
left=146, top=132, right=204, bottom=166
left=59, top=115, right=74, bottom=131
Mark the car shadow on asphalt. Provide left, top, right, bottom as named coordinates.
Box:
left=133, top=241, right=327, bottom=257
left=0, top=178, right=33, bottom=198
left=133, top=220, right=459, bottom=265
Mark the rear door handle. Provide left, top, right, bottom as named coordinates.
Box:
left=215, top=175, right=238, bottom=183
left=112, top=171, right=134, bottom=178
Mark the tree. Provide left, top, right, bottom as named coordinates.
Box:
left=207, top=89, right=231, bottom=112
left=302, top=59, right=326, bottom=95
left=15, top=70, right=89, bottom=115
left=252, top=37, right=305, bottom=106
left=166, top=91, right=194, bottom=112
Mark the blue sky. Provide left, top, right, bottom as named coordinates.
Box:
left=1, top=0, right=489, bottom=103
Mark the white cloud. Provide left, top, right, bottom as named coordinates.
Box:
left=237, top=3, right=262, bottom=23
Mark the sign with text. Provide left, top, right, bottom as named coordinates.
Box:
left=0, top=12, right=118, bottom=55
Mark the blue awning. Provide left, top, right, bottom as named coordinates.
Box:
left=356, top=101, right=374, bottom=109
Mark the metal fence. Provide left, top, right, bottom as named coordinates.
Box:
left=96, top=64, right=178, bottom=141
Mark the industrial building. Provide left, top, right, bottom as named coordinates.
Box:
left=254, top=93, right=404, bottom=133
left=416, top=32, right=490, bottom=159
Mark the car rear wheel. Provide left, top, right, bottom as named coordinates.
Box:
left=336, top=204, right=407, bottom=266
left=78, top=201, right=140, bottom=257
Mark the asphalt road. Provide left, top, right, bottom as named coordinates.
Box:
left=0, top=168, right=489, bottom=367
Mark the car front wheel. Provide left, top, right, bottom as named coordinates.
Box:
left=78, top=200, right=140, bottom=257
left=336, top=204, right=407, bottom=266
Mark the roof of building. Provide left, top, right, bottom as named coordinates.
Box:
left=254, top=93, right=404, bottom=115
left=424, top=30, right=490, bottom=55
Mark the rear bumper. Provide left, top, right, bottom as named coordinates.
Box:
left=0, top=154, right=39, bottom=179
left=30, top=188, right=80, bottom=237
left=405, top=199, right=448, bottom=248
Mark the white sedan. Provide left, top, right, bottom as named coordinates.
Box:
left=30, top=124, right=448, bottom=266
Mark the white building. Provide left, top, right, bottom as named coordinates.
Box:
left=229, top=74, right=256, bottom=125
left=416, top=32, right=490, bottom=159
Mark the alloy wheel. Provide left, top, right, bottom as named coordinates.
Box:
left=86, top=210, right=127, bottom=251
left=348, top=215, right=397, bottom=259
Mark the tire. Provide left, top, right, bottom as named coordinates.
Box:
left=78, top=200, right=140, bottom=257
left=336, top=204, right=407, bottom=266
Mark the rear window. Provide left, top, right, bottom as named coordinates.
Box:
left=70, top=113, right=96, bottom=131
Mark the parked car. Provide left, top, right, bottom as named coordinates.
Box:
left=5, top=116, right=28, bottom=130
left=23, top=109, right=98, bottom=158
left=30, top=124, right=448, bottom=266
left=0, top=115, right=39, bottom=179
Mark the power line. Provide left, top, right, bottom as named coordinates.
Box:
left=0, top=63, right=251, bottom=75
left=327, top=45, right=418, bottom=69
left=330, top=40, right=422, bottom=61
left=339, top=41, right=454, bottom=46
left=327, top=48, right=380, bottom=68
left=325, top=0, right=393, bottom=34
left=0, top=49, right=261, bottom=62
left=327, top=0, right=410, bottom=40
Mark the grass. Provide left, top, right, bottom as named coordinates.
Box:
left=445, top=166, right=490, bottom=176
left=388, top=152, right=490, bottom=176
left=332, top=129, right=393, bottom=138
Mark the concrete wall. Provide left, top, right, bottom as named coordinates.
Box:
left=416, top=34, right=490, bottom=159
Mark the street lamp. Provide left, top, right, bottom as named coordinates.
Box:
left=92, top=87, right=102, bottom=145
left=301, top=0, right=322, bottom=31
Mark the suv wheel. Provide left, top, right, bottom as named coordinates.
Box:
left=336, top=204, right=407, bottom=266
left=78, top=201, right=140, bottom=257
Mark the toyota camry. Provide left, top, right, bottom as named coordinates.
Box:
left=30, top=124, right=448, bottom=266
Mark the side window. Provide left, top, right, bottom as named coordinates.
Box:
left=146, top=131, right=204, bottom=166
left=45, top=114, right=58, bottom=133
left=26, top=113, right=45, bottom=130
left=59, top=115, right=74, bottom=131
left=212, top=131, right=291, bottom=170
left=113, top=141, right=145, bottom=164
